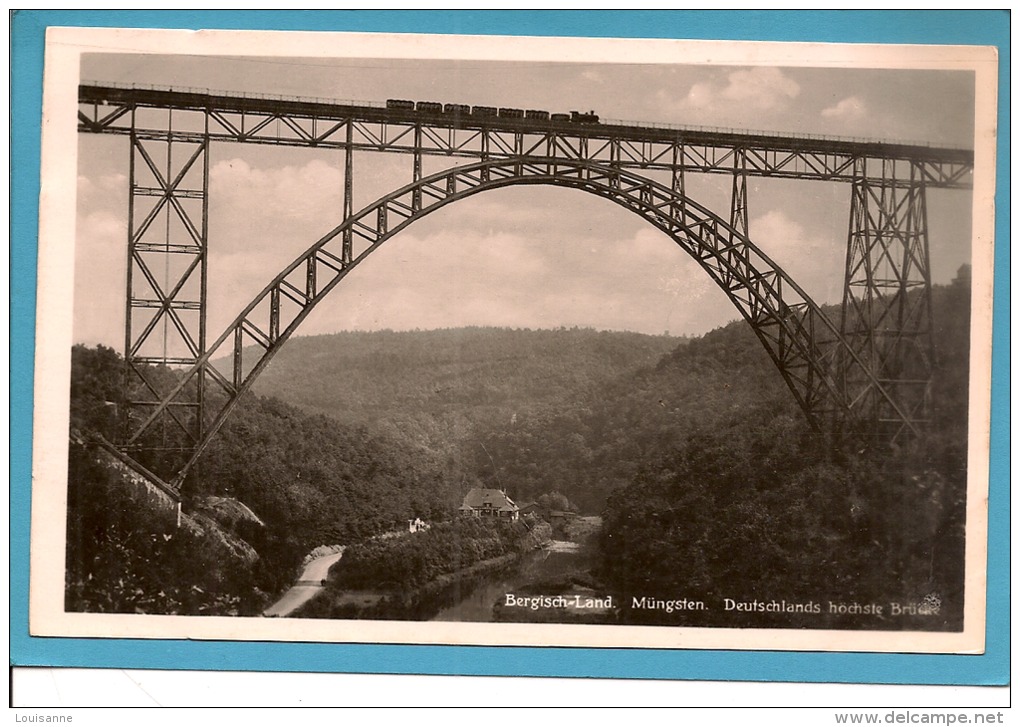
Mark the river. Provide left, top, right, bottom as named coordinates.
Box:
left=429, top=540, right=589, bottom=622
left=271, top=522, right=600, bottom=622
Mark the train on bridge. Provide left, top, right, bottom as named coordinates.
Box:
left=386, top=98, right=600, bottom=124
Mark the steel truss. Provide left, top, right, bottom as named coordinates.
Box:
left=131, top=158, right=911, bottom=490
left=122, top=111, right=209, bottom=466
left=75, top=85, right=975, bottom=492
left=841, top=159, right=935, bottom=441
left=79, top=85, right=973, bottom=188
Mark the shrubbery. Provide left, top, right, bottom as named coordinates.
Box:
left=333, top=517, right=547, bottom=591
left=64, top=442, right=263, bottom=615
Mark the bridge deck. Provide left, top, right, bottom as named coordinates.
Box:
left=79, top=84, right=973, bottom=181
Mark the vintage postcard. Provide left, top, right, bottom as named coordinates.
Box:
left=29, top=26, right=998, bottom=656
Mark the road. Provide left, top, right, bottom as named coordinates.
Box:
left=262, top=548, right=345, bottom=617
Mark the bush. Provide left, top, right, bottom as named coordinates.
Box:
left=64, top=442, right=263, bottom=615
left=333, top=518, right=541, bottom=591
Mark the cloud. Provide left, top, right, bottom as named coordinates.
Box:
left=748, top=209, right=843, bottom=306
left=77, top=172, right=127, bottom=212
left=821, top=95, right=866, bottom=121
left=297, top=218, right=740, bottom=336
left=722, top=67, right=801, bottom=106
left=209, top=157, right=344, bottom=253
left=683, top=67, right=801, bottom=113
left=73, top=210, right=127, bottom=345
left=74, top=153, right=762, bottom=346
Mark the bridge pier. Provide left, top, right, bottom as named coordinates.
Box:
left=121, top=108, right=211, bottom=483
left=841, top=159, right=934, bottom=441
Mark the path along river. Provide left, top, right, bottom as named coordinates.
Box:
left=263, top=548, right=345, bottom=617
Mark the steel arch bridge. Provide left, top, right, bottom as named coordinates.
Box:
left=77, top=84, right=974, bottom=496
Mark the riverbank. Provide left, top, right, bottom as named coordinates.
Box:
left=295, top=518, right=553, bottom=620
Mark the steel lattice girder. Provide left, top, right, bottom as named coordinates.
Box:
left=123, top=157, right=916, bottom=488
left=123, top=123, right=209, bottom=459
left=840, top=158, right=934, bottom=442
left=78, top=85, right=974, bottom=189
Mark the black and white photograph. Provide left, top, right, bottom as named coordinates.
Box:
left=29, top=27, right=997, bottom=654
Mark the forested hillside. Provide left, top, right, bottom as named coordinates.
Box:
left=198, top=395, right=461, bottom=546
left=245, top=327, right=683, bottom=452
left=250, top=323, right=791, bottom=513
left=66, top=346, right=459, bottom=614
left=596, top=268, right=972, bottom=629
left=67, top=268, right=973, bottom=627
left=465, top=321, right=789, bottom=512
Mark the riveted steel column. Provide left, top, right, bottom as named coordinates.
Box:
left=723, top=148, right=750, bottom=289
left=342, top=120, right=353, bottom=264
left=671, top=142, right=685, bottom=220
left=122, top=119, right=137, bottom=445
left=412, top=124, right=423, bottom=211
left=196, top=110, right=210, bottom=446
left=729, top=148, right=749, bottom=238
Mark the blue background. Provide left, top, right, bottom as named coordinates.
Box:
left=10, top=10, right=1010, bottom=685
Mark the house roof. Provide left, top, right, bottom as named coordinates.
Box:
left=459, top=487, right=518, bottom=512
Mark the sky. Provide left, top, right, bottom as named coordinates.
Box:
left=73, top=51, right=976, bottom=346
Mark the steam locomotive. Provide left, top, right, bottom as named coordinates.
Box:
left=386, top=99, right=600, bottom=124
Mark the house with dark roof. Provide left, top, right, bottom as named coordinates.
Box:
left=458, top=488, right=520, bottom=521
left=548, top=509, right=578, bottom=529
left=518, top=501, right=541, bottom=518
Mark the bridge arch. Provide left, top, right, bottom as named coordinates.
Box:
left=132, top=156, right=910, bottom=488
